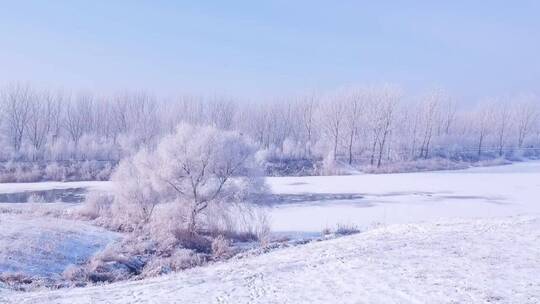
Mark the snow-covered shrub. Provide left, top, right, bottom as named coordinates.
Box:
left=62, top=265, right=87, bottom=285
left=110, top=150, right=162, bottom=230
left=96, top=162, right=113, bottom=181
left=172, top=228, right=213, bottom=253
left=203, top=202, right=270, bottom=243
left=77, top=192, right=113, bottom=220
left=258, top=139, right=320, bottom=176
left=44, top=162, right=67, bottom=181
left=13, top=164, right=42, bottom=182
left=79, top=161, right=96, bottom=180
left=64, top=237, right=149, bottom=284
left=322, top=223, right=361, bottom=237
left=64, top=124, right=269, bottom=285
left=319, top=151, right=344, bottom=175
left=111, top=123, right=265, bottom=236
left=474, top=158, right=512, bottom=168
left=0, top=272, right=36, bottom=291
left=141, top=248, right=205, bottom=277
left=211, top=235, right=231, bottom=259
left=362, top=158, right=469, bottom=174
left=335, top=224, right=360, bottom=236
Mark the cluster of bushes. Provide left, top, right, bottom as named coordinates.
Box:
left=0, top=160, right=115, bottom=182
left=360, top=157, right=515, bottom=174
left=64, top=124, right=270, bottom=285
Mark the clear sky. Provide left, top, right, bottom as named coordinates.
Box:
left=1, top=1, right=539, bottom=101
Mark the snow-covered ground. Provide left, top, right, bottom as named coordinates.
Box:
left=1, top=161, right=539, bottom=303
left=3, top=215, right=539, bottom=304
left=0, top=213, right=118, bottom=281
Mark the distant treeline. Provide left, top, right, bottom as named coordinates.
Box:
left=1, top=84, right=539, bottom=171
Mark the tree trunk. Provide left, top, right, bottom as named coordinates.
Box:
left=188, top=206, right=198, bottom=235
left=348, top=131, right=354, bottom=165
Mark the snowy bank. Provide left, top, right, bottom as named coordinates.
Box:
left=3, top=215, right=539, bottom=303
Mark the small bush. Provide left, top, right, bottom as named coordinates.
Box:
left=141, top=248, right=206, bottom=277
left=44, top=162, right=67, bottom=181
left=335, top=223, right=361, bottom=236
left=211, top=235, right=231, bottom=259
left=0, top=272, right=46, bottom=291
left=62, top=265, right=88, bottom=283
left=77, top=192, right=113, bottom=220
left=172, top=229, right=212, bottom=254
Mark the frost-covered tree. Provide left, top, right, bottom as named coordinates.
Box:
left=154, top=124, right=262, bottom=233
left=319, top=95, right=345, bottom=159
left=2, top=84, right=32, bottom=153
left=111, top=149, right=160, bottom=228
left=344, top=90, right=363, bottom=164
left=112, top=123, right=264, bottom=234
left=493, top=101, right=513, bottom=156
left=514, top=98, right=539, bottom=148
left=27, top=90, right=62, bottom=158
left=297, top=94, right=318, bottom=156
left=474, top=105, right=494, bottom=158
left=418, top=91, right=441, bottom=159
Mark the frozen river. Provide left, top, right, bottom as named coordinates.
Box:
left=1, top=161, right=539, bottom=234
left=267, top=161, right=540, bottom=233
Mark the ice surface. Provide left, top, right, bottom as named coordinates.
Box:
left=267, top=161, right=540, bottom=233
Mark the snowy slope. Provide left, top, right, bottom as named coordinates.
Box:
left=4, top=215, right=539, bottom=304
left=0, top=213, right=118, bottom=278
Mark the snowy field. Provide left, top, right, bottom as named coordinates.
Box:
left=3, top=215, right=539, bottom=304
left=1, top=161, right=539, bottom=303
left=268, top=161, right=540, bottom=233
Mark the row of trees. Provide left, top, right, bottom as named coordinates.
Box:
left=1, top=84, right=539, bottom=167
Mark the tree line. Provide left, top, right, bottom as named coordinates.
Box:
left=1, top=84, right=539, bottom=168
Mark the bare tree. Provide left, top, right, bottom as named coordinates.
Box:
left=366, top=87, right=400, bottom=167
left=375, top=89, right=399, bottom=167
left=474, top=105, right=494, bottom=158
left=319, top=95, right=345, bottom=159
left=418, top=92, right=440, bottom=159
left=1, top=84, right=33, bottom=152
left=440, top=98, right=457, bottom=135
left=297, top=94, right=318, bottom=156
left=27, top=90, right=62, bottom=158
left=344, top=90, right=363, bottom=164
left=207, top=97, right=237, bottom=130
left=514, top=99, right=539, bottom=148
left=493, top=101, right=512, bottom=156
left=64, top=93, right=94, bottom=145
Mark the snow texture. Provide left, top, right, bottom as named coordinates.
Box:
left=267, top=161, right=540, bottom=233
left=2, top=161, right=540, bottom=303
left=0, top=213, right=118, bottom=278
left=3, top=215, right=539, bottom=303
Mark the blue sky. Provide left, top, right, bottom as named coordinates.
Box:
left=1, top=1, right=539, bottom=101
